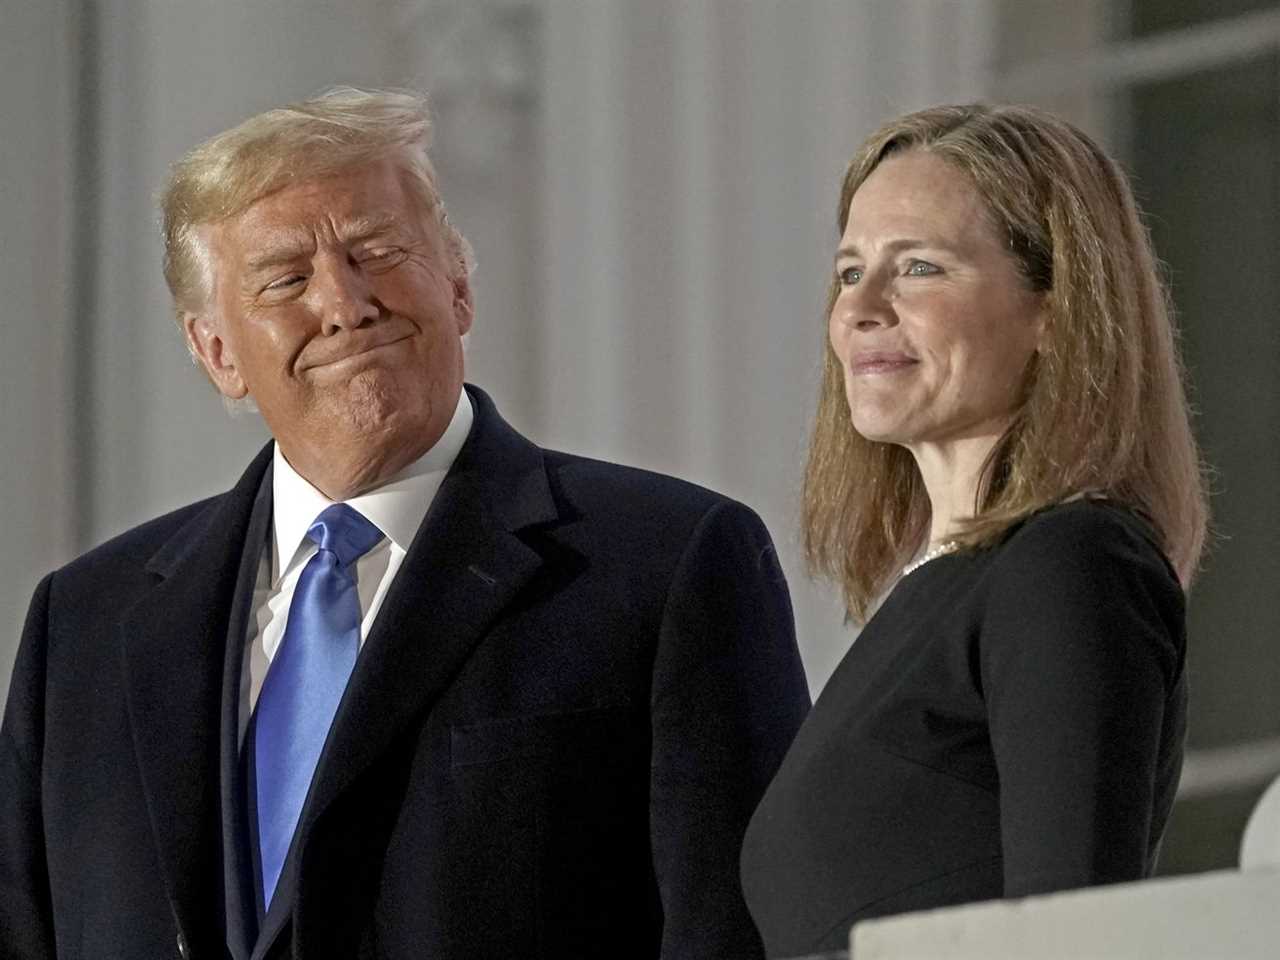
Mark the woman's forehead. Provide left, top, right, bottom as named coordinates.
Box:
left=842, top=152, right=995, bottom=251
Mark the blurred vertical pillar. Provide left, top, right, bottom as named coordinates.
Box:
left=0, top=0, right=78, bottom=697
left=535, top=0, right=995, bottom=692
left=389, top=0, right=546, bottom=435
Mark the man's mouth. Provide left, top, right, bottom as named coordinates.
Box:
left=303, top=336, right=412, bottom=372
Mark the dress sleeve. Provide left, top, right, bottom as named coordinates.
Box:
left=978, top=506, right=1185, bottom=895
left=0, top=574, right=57, bottom=959
left=649, top=499, right=811, bottom=959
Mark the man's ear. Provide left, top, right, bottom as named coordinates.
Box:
left=452, top=273, right=474, bottom=336
left=183, top=312, right=249, bottom=399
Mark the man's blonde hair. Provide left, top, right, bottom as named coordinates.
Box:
left=159, top=86, right=472, bottom=321
left=804, top=103, right=1209, bottom=622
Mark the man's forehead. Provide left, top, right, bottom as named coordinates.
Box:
left=243, top=159, right=419, bottom=223
left=242, top=178, right=407, bottom=230
left=219, top=187, right=430, bottom=265
left=240, top=210, right=406, bottom=249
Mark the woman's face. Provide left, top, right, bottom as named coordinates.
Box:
left=829, top=150, right=1044, bottom=455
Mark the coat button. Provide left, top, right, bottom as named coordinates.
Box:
left=176, top=931, right=189, bottom=958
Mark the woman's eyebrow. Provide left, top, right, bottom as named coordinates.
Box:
left=835, top=237, right=946, bottom=261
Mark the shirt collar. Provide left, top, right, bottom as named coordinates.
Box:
left=270, top=388, right=475, bottom=582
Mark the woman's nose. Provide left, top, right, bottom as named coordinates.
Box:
left=833, top=277, right=896, bottom=332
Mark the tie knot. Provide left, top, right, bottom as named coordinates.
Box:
left=307, top=503, right=383, bottom=568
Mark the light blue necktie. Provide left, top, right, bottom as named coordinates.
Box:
left=254, top=503, right=383, bottom=907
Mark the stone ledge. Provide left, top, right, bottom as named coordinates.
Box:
left=851, top=867, right=1280, bottom=959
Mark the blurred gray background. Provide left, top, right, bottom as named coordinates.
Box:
left=3, top=0, right=1278, bottom=875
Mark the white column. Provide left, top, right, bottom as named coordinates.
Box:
left=538, top=0, right=628, bottom=459
left=0, top=0, right=77, bottom=695
left=534, top=0, right=995, bottom=692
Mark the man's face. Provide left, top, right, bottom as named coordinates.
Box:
left=187, top=159, right=472, bottom=496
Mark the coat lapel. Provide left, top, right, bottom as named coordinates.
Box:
left=306, top=387, right=555, bottom=819
left=220, top=463, right=276, bottom=960
left=120, top=444, right=274, bottom=956
left=267, top=387, right=559, bottom=956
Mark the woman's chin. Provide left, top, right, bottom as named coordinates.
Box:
left=848, top=413, right=911, bottom=446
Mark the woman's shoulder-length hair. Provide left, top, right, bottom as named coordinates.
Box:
left=804, top=103, right=1209, bottom=623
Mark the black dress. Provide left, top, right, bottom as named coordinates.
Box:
left=739, top=500, right=1187, bottom=958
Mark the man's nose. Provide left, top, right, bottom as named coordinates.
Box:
left=314, top=257, right=378, bottom=334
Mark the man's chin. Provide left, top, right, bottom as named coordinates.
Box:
left=333, top=373, right=410, bottom=434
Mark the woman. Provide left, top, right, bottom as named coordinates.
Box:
left=739, top=104, right=1208, bottom=957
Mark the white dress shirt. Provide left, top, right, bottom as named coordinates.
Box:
left=238, top=390, right=474, bottom=743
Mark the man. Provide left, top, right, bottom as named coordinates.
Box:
left=0, top=88, right=809, bottom=959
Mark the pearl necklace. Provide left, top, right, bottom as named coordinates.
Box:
left=902, top=540, right=959, bottom=578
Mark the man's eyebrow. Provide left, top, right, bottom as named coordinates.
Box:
left=243, top=214, right=406, bottom=274
left=245, top=236, right=314, bottom=273
left=338, top=212, right=403, bottom=243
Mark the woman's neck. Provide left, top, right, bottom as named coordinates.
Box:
left=908, top=433, right=1003, bottom=543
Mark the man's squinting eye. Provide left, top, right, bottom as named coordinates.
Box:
left=358, top=247, right=405, bottom=267
left=264, top=274, right=306, bottom=292
left=906, top=259, right=940, bottom=277
left=838, top=266, right=862, bottom=286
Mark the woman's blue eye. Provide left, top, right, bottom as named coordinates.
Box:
left=906, top=260, right=939, bottom=276
left=839, top=266, right=862, bottom=285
